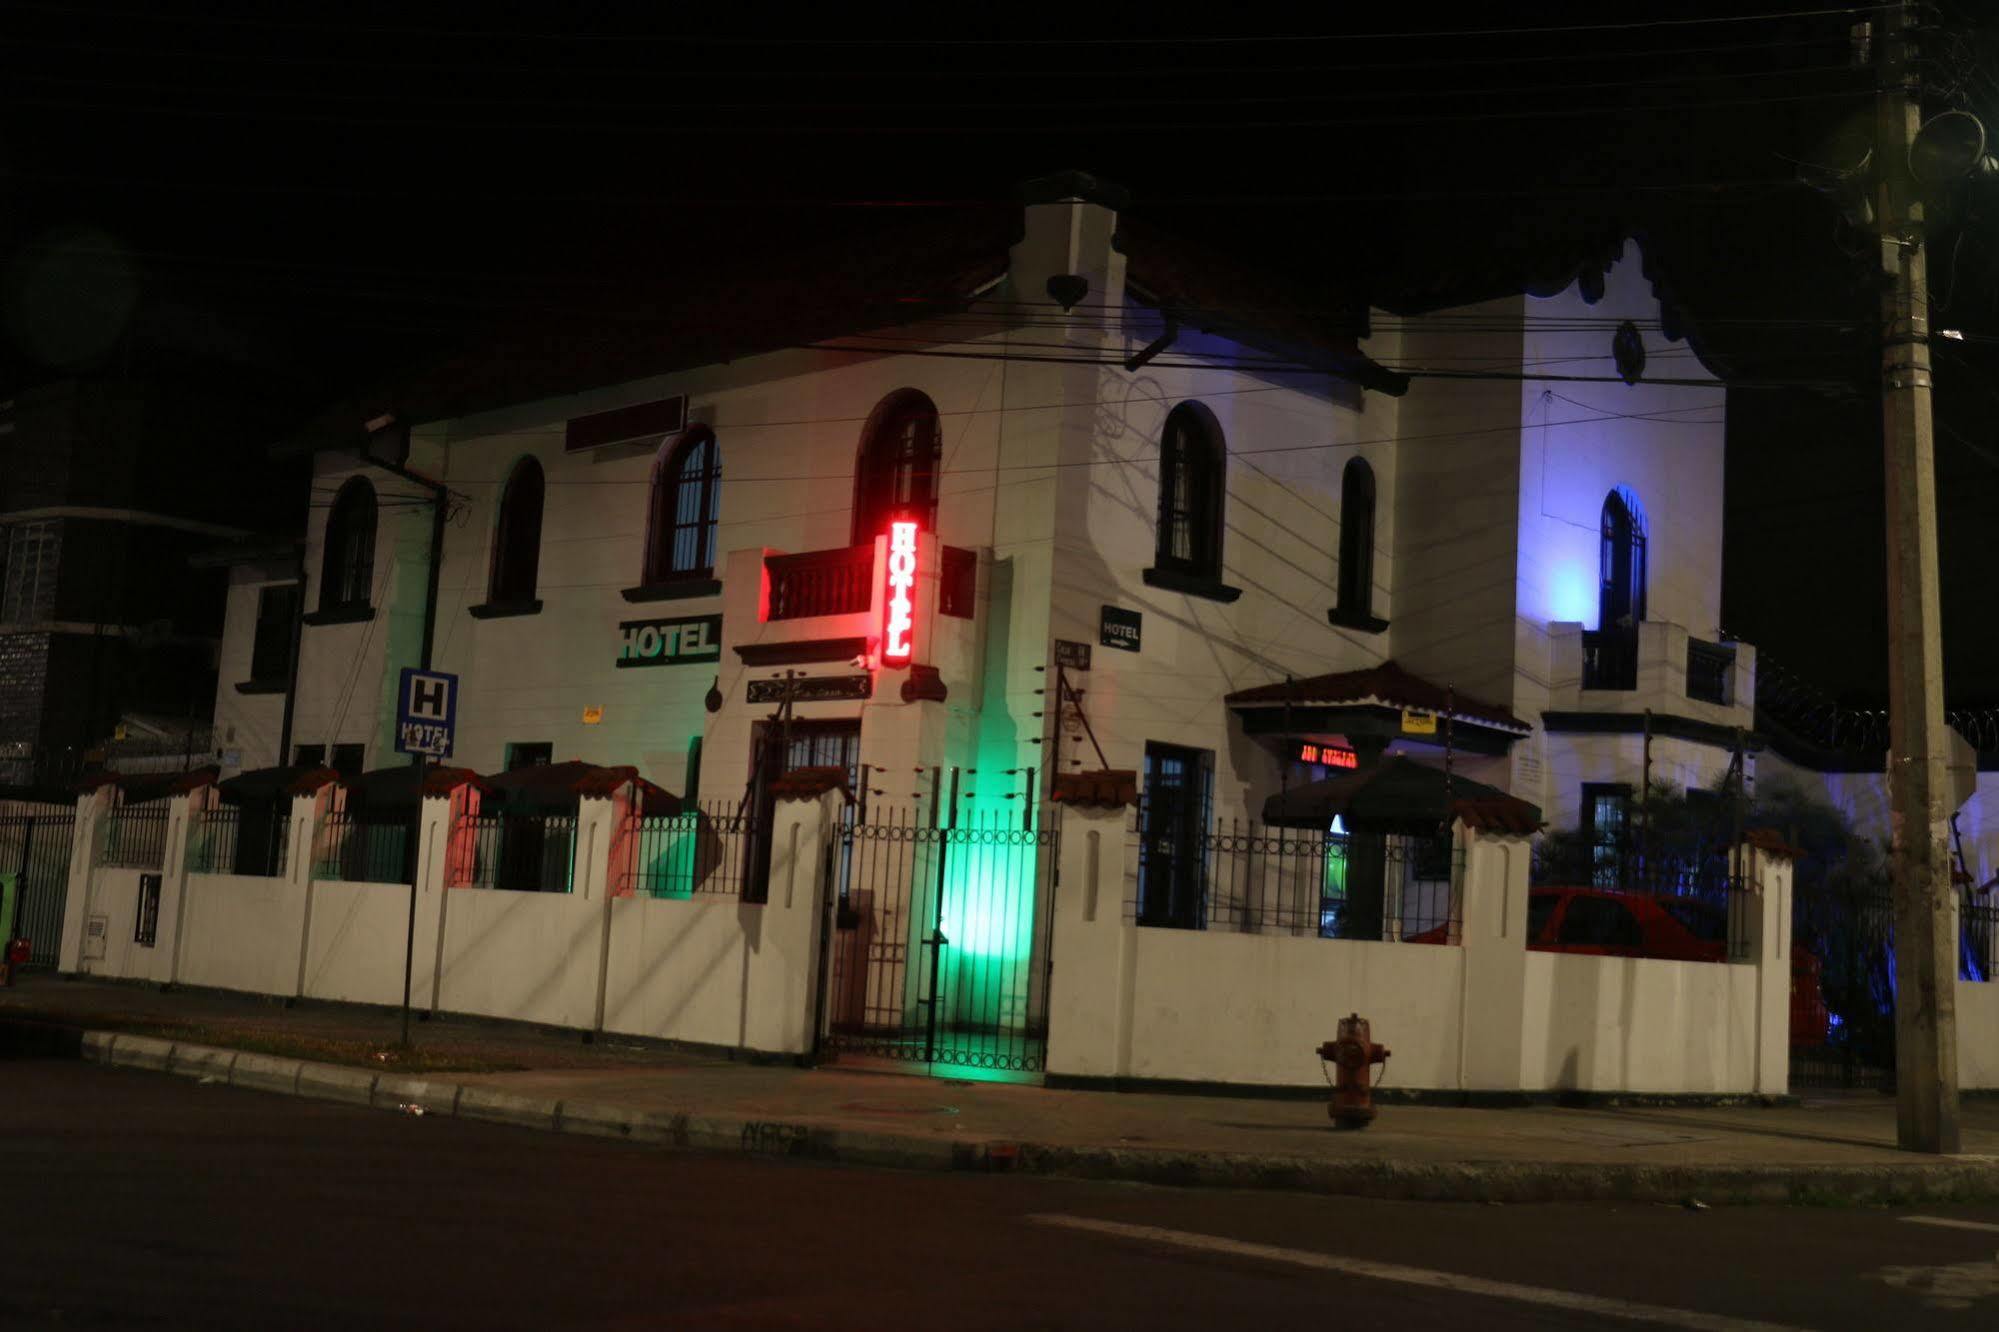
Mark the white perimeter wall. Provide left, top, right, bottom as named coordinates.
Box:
left=177, top=873, right=309, bottom=998
left=301, top=879, right=437, bottom=1008
left=1521, top=951, right=1758, bottom=1094
left=1959, top=979, right=1999, bottom=1089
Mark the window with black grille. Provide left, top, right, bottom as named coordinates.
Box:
left=249, top=585, right=299, bottom=684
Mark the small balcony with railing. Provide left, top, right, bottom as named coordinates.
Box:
left=720, top=531, right=985, bottom=681
left=1549, top=619, right=1755, bottom=728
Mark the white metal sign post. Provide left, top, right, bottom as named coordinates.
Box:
left=394, top=668, right=457, bottom=1047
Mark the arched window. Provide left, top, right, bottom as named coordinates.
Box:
left=1599, top=488, right=1647, bottom=630
left=1336, top=457, right=1377, bottom=620
left=1155, top=402, right=1224, bottom=578
left=319, top=478, right=377, bottom=612
left=852, top=390, right=941, bottom=543
left=645, top=428, right=720, bottom=583
left=489, top=457, right=546, bottom=604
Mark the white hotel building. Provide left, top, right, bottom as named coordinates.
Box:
left=212, top=171, right=1748, bottom=853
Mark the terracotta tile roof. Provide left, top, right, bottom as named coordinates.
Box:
left=1451, top=797, right=1544, bottom=836
left=1052, top=769, right=1139, bottom=810
left=81, top=767, right=221, bottom=801
left=772, top=766, right=853, bottom=802
left=1742, top=827, right=1806, bottom=861
left=1225, top=660, right=1531, bottom=733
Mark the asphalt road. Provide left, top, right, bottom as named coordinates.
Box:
left=7, top=1061, right=1999, bottom=1330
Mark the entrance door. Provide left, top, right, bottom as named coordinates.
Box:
left=1138, top=742, right=1209, bottom=929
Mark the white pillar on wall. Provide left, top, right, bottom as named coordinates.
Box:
left=56, top=787, right=112, bottom=973
left=1044, top=801, right=1135, bottom=1082
left=147, top=793, right=197, bottom=986
left=752, top=785, right=842, bottom=1057
left=289, top=788, right=329, bottom=1000
left=1744, top=837, right=1796, bottom=1096
left=1455, top=820, right=1531, bottom=1092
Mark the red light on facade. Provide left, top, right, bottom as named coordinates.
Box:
left=882, top=520, right=917, bottom=666
left=1299, top=742, right=1357, bottom=769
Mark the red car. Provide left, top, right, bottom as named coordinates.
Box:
left=1415, top=887, right=1830, bottom=1045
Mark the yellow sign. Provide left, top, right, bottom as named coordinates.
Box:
left=582, top=706, right=604, bottom=725
left=1400, top=708, right=1437, bottom=735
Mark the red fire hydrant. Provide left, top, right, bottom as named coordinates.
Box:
left=1316, top=1013, right=1390, bottom=1129
left=1, top=938, right=28, bottom=988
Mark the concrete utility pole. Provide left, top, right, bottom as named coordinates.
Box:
left=1875, top=0, right=1960, bottom=1154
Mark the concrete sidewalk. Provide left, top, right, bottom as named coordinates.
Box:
left=9, top=974, right=1999, bottom=1204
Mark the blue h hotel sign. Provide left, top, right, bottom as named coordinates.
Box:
left=617, top=614, right=722, bottom=669
left=395, top=668, right=458, bottom=759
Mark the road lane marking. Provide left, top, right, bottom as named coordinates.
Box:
left=1030, top=1214, right=1811, bottom=1332
left=1901, top=1215, right=1999, bottom=1235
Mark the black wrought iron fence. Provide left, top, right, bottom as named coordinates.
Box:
left=824, top=805, right=1059, bottom=1074
left=458, top=812, right=578, bottom=892
left=1963, top=898, right=1999, bottom=985
left=185, top=806, right=290, bottom=877
left=1582, top=627, right=1638, bottom=691
left=99, top=803, right=171, bottom=870
left=1532, top=834, right=1754, bottom=963
left=1792, top=885, right=1895, bottom=1089
left=311, top=812, right=413, bottom=884
left=1129, top=812, right=1463, bottom=942
left=622, top=801, right=755, bottom=898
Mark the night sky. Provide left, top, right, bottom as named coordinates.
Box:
left=4, top=1, right=1997, bottom=706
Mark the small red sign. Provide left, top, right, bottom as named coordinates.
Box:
left=1298, top=743, right=1357, bottom=769
left=882, top=521, right=917, bottom=666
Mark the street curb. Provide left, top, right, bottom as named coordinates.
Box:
left=61, top=1026, right=1999, bottom=1205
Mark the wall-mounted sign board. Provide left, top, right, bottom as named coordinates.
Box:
left=1401, top=708, right=1438, bottom=736
left=565, top=396, right=688, bottom=453
left=618, top=614, right=722, bottom=668
left=1054, top=639, right=1092, bottom=671
left=746, top=674, right=873, bottom=704
left=1099, top=606, right=1142, bottom=653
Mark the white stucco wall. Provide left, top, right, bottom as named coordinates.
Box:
left=209, top=561, right=298, bottom=775
left=1959, top=978, right=1999, bottom=1089
left=301, top=879, right=436, bottom=1008
left=176, top=873, right=309, bottom=997
left=1520, top=951, right=1760, bottom=1093
left=435, top=887, right=601, bottom=1030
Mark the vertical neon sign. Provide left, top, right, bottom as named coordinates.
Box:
left=882, top=520, right=917, bottom=666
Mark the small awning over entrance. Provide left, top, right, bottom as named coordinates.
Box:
left=481, top=761, right=681, bottom=816
left=1225, top=660, right=1532, bottom=758
left=1261, top=756, right=1540, bottom=833
left=215, top=765, right=341, bottom=806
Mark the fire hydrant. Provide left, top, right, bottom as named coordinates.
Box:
left=1316, top=1013, right=1390, bottom=1129
left=1, top=938, right=28, bottom=988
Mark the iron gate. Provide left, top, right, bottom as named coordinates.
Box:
left=1790, top=886, right=1896, bottom=1090
left=822, top=804, right=1057, bottom=1075
left=0, top=812, right=78, bottom=967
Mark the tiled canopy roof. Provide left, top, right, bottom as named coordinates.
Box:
left=1225, top=660, right=1531, bottom=733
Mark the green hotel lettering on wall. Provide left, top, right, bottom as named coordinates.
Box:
left=617, top=614, right=723, bottom=668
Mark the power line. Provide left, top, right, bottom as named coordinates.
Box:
left=3, top=84, right=1881, bottom=134
left=4, top=4, right=1886, bottom=45
left=0, top=28, right=1859, bottom=80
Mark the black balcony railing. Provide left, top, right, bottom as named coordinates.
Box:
left=1581, top=627, right=1638, bottom=691
left=765, top=545, right=873, bottom=620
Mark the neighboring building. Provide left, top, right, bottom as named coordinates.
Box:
left=215, top=172, right=1749, bottom=868
left=0, top=376, right=275, bottom=787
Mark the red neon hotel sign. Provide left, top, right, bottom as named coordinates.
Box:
left=882, top=520, right=917, bottom=666
left=1298, top=743, right=1358, bottom=769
